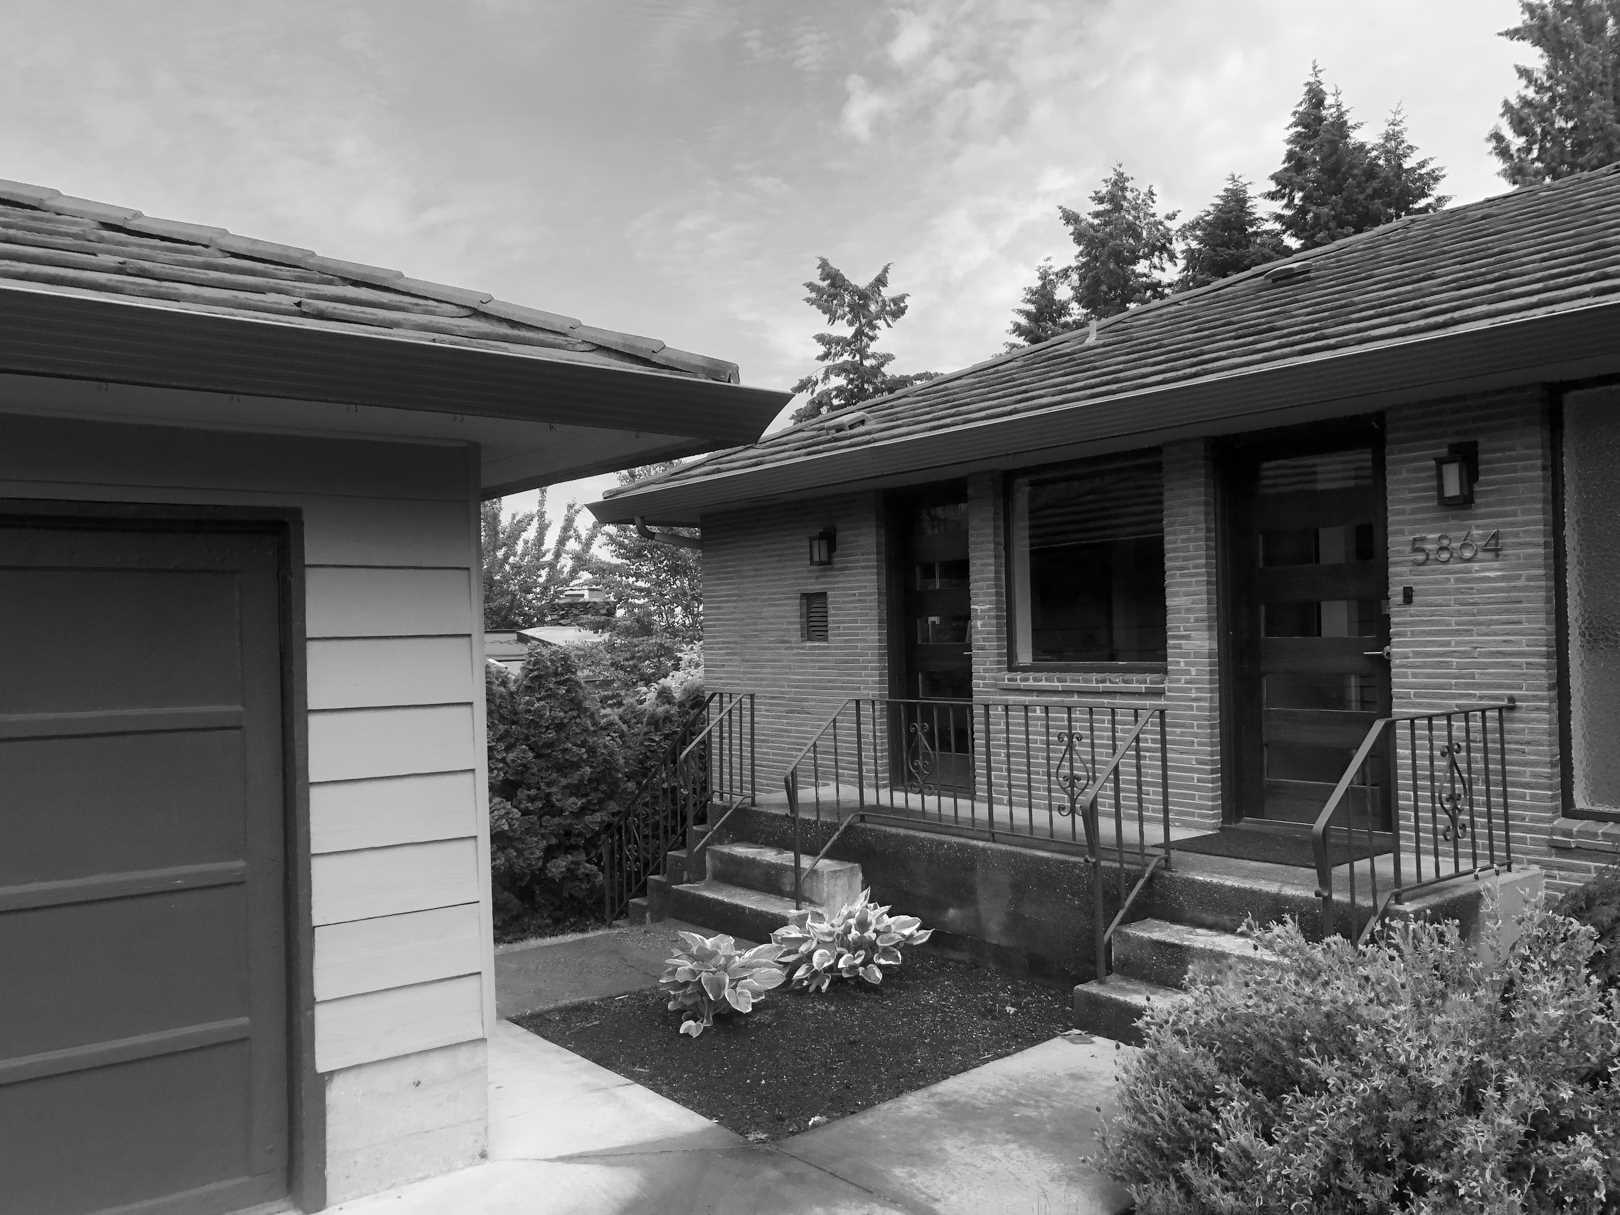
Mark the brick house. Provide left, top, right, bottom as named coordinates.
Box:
left=590, top=166, right=1620, bottom=988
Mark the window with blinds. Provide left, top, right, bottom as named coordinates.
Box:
left=1008, top=451, right=1166, bottom=665
left=801, top=591, right=830, bottom=642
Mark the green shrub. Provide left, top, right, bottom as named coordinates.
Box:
left=1099, top=902, right=1620, bottom=1213
left=486, top=647, right=625, bottom=938
left=771, top=889, right=933, bottom=994
left=1555, top=865, right=1620, bottom=992
left=659, top=931, right=786, bottom=1037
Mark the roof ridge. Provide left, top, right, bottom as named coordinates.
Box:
left=0, top=178, right=739, bottom=384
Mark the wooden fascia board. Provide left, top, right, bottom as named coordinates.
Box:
left=0, top=284, right=789, bottom=443
left=590, top=302, right=1620, bottom=524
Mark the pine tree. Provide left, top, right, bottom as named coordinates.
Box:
left=1368, top=106, right=1450, bottom=223
left=480, top=493, right=600, bottom=630
left=1268, top=65, right=1447, bottom=249
left=1004, top=258, right=1077, bottom=349
left=1489, top=0, right=1620, bottom=184
left=1060, top=165, right=1177, bottom=319
left=790, top=258, right=937, bottom=423
left=1175, top=175, right=1289, bottom=291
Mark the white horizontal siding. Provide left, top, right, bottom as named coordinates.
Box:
left=315, top=974, right=485, bottom=1072
left=315, top=904, right=483, bottom=1001
left=301, top=496, right=474, bottom=567
left=310, top=771, right=480, bottom=854
left=312, top=838, right=482, bottom=926
left=308, top=705, right=476, bottom=782
left=307, top=637, right=476, bottom=710
left=305, top=567, right=474, bottom=639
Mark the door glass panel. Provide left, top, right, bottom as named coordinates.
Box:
left=1267, top=742, right=1366, bottom=784
left=1259, top=523, right=1375, bottom=567
left=1257, top=448, right=1373, bottom=493
left=916, top=614, right=970, bottom=644
left=1263, top=599, right=1380, bottom=638
left=915, top=558, right=969, bottom=589
left=1265, top=672, right=1381, bottom=712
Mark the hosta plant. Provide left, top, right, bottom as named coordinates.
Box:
left=659, top=931, right=786, bottom=1037
left=771, top=888, right=933, bottom=994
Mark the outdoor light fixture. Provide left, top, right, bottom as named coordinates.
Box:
left=808, top=527, right=837, bottom=566
left=1434, top=442, right=1479, bottom=507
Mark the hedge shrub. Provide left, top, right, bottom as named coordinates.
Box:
left=1099, top=902, right=1620, bottom=1213
left=486, top=646, right=625, bottom=938
left=1555, top=865, right=1620, bottom=992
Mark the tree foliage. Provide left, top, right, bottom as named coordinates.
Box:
left=1267, top=65, right=1446, bottom=250
left=588, top=464, right=702, bottom=649
left=1175, top=175, right=1289, bottom=291
left=480, top=493, right=600, bottom=631
left=1004, top=258, right=1077, bottom=349
left=1060, top=165, right=1178, bottom=319
left=1489, top=0, right=1620, bottom=184
left=790, top=257, right=938, bottom=423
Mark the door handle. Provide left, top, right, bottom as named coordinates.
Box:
left=1363, top=645, right=1392, bottom=659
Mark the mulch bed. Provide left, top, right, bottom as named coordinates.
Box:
left=514, top=948, right=1077, bottom=1141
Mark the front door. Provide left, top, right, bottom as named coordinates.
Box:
left=0, top=519, right=291, bottom=1215
left=1225, top=428, right=1392, bottom=827
left=893, top=488, right=974, bottom=792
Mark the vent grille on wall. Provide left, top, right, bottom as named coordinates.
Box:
left=801, top=592, right=829, bottom=642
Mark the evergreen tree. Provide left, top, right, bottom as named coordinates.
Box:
left=1268, top=65, right=1447, bottom=248
left=1368, top=106, right=1450, bottom=223
left=1175, top=175, right=1289, bottom=290
left=480, top=493, right=600, bottom=630
left=1004, top=258, right=1077, bottom=349
left=790, top=258, right=937, bottom=423
left=1060, top=165, right=1178, bottom=319
left=1489, top=0, right=1620, bottom=184
left=589, top=463, right=703, bottom=650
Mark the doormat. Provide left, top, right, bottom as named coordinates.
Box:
left=1172, top=827, right=1388, bottom=868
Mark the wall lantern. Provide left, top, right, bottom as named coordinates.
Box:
left=1434, top=441, right=1479, bottom=507
left=808, top=527, right=837, bottom=566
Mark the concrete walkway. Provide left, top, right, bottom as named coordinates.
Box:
left=334, top=924, right=1134, bottom=1215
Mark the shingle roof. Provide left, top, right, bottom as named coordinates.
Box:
left=0, top=179, right=739, bottom=384
left=598, top=164, right=1620, bottom=520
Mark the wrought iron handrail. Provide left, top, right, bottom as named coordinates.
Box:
left=778, top=696, right=1173, bottom=979
left=680, top=692, right=759, bottom=860
left=1311, top=698, right=1517, bottom=943
left=600, top=691, right=754, bottom=922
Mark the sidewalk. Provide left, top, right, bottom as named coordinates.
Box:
left=333, top=925, right=1134, bottom=1215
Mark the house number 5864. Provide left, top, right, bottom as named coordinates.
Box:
left=1411, top=528, right=1502, bottom=565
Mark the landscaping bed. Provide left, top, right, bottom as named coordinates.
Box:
left=514, top=948, right=1077, bottom=1141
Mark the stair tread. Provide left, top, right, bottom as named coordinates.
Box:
left=1115, top=917, right=1272, bottom=958
left=706, top=841, right=861, bottom=872
left=678, top=878, right=811, bottom=914
left=1080, top=973, right=1191, bottom=1009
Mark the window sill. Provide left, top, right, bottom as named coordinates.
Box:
left=1550, top=815, right=1620, bottom=856
left=996, top=670, right=1166, bottom=696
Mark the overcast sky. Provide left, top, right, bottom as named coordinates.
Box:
left=3, top=0, right=1529, bottom=515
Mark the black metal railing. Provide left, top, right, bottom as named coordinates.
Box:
left=780, top=696, right=1171, bottom=977
left=600, top=691, right=755, bottom=922
left=1312, top=699, right=1517, bottom=943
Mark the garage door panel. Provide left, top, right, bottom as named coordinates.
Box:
left=0, top=886, right=249, bottom=1060
left=0, top=731, right=246, bottom=886
left=0, top=569, right=244, bottom=713
left=0, top=1041, right=276, bottom=1215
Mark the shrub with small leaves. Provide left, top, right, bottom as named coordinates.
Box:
left=771, top=889, right=933, bottom=994
left=1555, top=864, right=1620, bottom=992
left=659, top=931, right=786, bottom=1038
left=1098, top=897, right=1620, bottom=1213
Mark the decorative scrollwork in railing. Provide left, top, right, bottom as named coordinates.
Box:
left=1049, top=730, right=1091, bottom=818
left=1434, top=739, right=1472, bottom=842
left=905, top=720, right=937, bottom=795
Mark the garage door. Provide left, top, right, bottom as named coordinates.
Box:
left=0, top=520, right=290, bottom=1215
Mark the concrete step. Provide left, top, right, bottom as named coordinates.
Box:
left=1071, top=973, right=1190, bottom=1046
left=705, top=841, right=863, bottom=910
left=624, top=895, right=653, bottom=925
left=662, top=878, right=807, bottom=945
left=1145, top=860, right=1325, bottom=937
left=1111, top=917, right=1278, bottom=989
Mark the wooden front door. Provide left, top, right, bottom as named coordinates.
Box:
left=1225, top=430, right=1392, bottom=826
left=0, top=520, right=291, bottom=1215
left=893, top=488, right=974, bottom=792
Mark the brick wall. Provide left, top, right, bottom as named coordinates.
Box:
left=1384, top=392, right=1566, bottom=881
left=701, top=492, right=889, bottom=786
